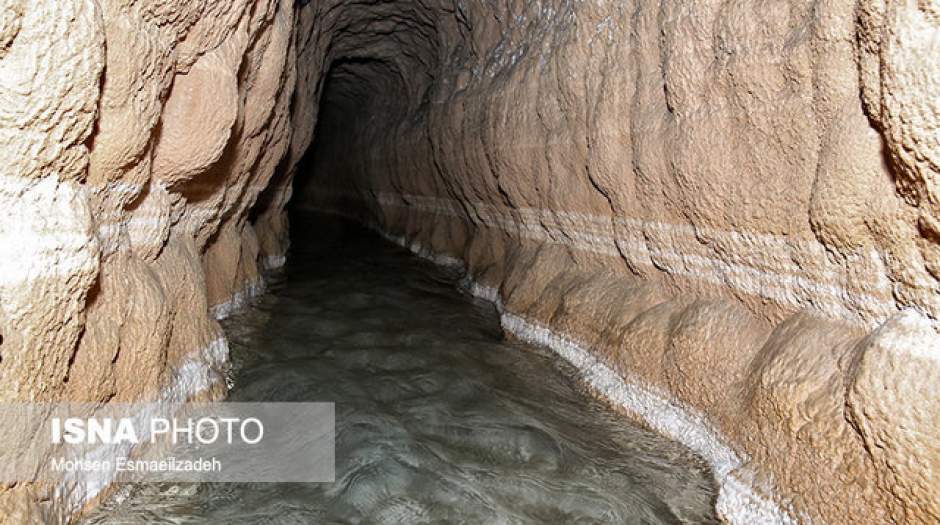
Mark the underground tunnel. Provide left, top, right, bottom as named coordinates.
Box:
left=1, top=0, right=939, bottom=523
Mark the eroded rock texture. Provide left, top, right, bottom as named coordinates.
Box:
left=0, top=0, right=296, bottom=517
left=0, top=0, right=938, bottom=522
left=295, top=1, right=940, bottom=523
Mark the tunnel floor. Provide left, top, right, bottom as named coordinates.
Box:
left=83, top=213, right=719, bottom=524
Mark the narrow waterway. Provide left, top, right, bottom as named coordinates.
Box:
left=84, top=214, right=718, bottom=524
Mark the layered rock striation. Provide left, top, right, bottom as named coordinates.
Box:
left=298, top=1, right=940, bottom=523
left=0, top=0, right=298, bottom=517
left=0, top=0, right=938, bottom=522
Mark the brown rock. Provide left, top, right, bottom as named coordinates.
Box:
left=2, top=0, right=939, bottom=521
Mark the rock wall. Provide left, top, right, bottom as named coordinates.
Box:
left=1, top=0, right=938, bottom=522
left=0, top=0, right=300, bottom=518
left=297, top=1, right=940, bottom=524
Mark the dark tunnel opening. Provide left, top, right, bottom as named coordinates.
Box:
left=290, top=55, right=412, bottom=220
left=285, top=0, right=458, bottom=234
left=286, top=55, right=416, bottom=253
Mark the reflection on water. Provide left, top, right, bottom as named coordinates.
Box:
left=83, top=215, right=718, bottom=524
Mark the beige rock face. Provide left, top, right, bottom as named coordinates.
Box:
left=0, top=0, right=938, bottom=522
left=295, top=1, right=940, bottom=523
left=0, top=0, right=296, bottom=518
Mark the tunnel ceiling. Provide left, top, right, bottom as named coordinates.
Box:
left=309, top=0, right=469, bottom=113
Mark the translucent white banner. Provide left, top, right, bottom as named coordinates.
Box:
left=0, top=403, right=334, bottom=484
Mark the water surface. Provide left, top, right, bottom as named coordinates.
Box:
left=84, top=215, right=718, bottom=524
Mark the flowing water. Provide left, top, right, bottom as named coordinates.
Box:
left=83, top=215, right=718, bottom=524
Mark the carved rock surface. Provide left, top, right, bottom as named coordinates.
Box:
left=0, top=0, right=938, bottom=523
left=295, top=1, right=940, bottom=523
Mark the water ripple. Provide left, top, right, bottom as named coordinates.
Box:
left=84, top=216, right=718, bottom=524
